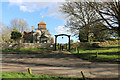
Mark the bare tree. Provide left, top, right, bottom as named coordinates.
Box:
left=0, top=24, right=12, bottom=43
left=88, top=0, right=120, bottom=36
left=60, top=2, right=104, bottom=42
left=0, top=19, right=29, bottom=43
left=10, top=19, right=29, bottom=34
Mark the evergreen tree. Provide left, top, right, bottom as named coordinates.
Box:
left=11, top=29, right=22, bottom=42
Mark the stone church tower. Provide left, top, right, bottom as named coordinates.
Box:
left=38, top=21, right=47, bottom=30
left=23, top=21, right=54, bottom=43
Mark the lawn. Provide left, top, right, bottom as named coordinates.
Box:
left=70, top=44, right=120, bottom=62
left=2, top=72, right=83, bottom=80
left=2, top=48, right=52, bottom=53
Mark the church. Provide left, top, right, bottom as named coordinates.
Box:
left=23, top=21, right=54, bottom=43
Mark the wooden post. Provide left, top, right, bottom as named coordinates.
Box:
left=81, top=71, right=86, bottom=80
left=31, top=26, right=34, bottom=43
left=96, top=52, right=98, bottom=57
left=62, top=45, right=63, bottom=51
left=55, top=36, right=57, bottom=51
left=60, top=44, right=61, bottom=51
left=28, top=68, right=32, bottom=74
left=58, top=43, right=59, bottom=49
left=66, top=43, right=67, bottom=49
left=77, top=47, right=79, bottom=54
left=76, top=47, right=77, bottom=53
left=68, top=36, right=70, bottom=51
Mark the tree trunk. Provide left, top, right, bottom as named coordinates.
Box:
left=78, top=32, right=81, bottom=42
left=118, top=22, right=120, bottom=37
left=87, top=33, right=90, bottom=42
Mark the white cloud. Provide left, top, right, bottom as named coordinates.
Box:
left=55, top=26, right=71, bottom=34
left=8, top=1, right=57, bottom=12
left=45, top=2, right=66, bottom=19
left=8, top=0, right=66, bottom=3
left=3, top=0, right=114, bottom=2
left=9, top=0, right=23, bottom=6
left=8, top=1, right=66, bottom=19
left=20, top=5, right=28, bottom=12
left=19, top=2, right=53, bottom=12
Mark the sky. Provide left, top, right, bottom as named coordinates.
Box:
left=1, top=0, right=79, bottom=43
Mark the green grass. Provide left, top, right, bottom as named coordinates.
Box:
left=2, top=72, right=83, bottom=80
left=70, top=44, right=120, bottom=62
left=56, top=44, right=69, bottom=50
left=2, top=48, right=52, bottom=53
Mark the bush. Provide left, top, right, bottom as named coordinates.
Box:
left=80, top=40, right=88, bottom=42
left=11, top=29, right=22, bottom=41
left=10, top=40, right=14, bottom=43
left=106, top=38, right=116, bottom=41
left=92, top=43, right=100, bottom=48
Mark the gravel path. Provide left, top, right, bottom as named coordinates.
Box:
left=2, top=51, right=119, bottom=78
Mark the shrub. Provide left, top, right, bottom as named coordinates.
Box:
left=10, top=40, right=14, bottom=43
left=92, top=43, right=100, bottom=48
left=11, top=29, right=22, bottom=42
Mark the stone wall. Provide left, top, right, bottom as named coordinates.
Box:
left=1, top=43, right=54, bottom=50
left=90, top=40, right=120, bottom=47
left=98, top=40, right=120, bottom=46
left=71, top=40, right=120, bottom=48
left=1, top=40, right=119, bottom=50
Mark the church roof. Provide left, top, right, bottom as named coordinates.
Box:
left=24, top=31, right=31, bottom=34
left=38, top=20, right=46, bottom=25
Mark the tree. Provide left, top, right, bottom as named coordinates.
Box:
left=0, top=19, right=29, bottom=43
left=10, top=19, right=29, bottom=34
left=70, top=39, right=74, bottom=44
left=60, top=2, right=106, bottom=42
left=94, top=30, right=112, bottom=42
left=0, top=22, right=12, bottom=43
left=11, top=29, right=22, bottom=43
left=88, top=0, right=120, bottom=36
left=111, top=31, right=119, bottom=39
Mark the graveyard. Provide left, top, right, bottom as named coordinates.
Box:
left=1, top=40, right=120, bottom=80
left=1, top=1, right=120, bottom=80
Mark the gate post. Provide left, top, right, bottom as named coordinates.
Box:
left=68, top=36, right=70, bottom=51
left=55, top=35, right=57, bottom=51
left=66, top=43, right=67, bottom=49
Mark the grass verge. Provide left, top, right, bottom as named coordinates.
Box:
left=2, top=48, right=52, bottom=53
left=70, top=45, right=120, bottom=62
left=2, top=72, right=82, bottom=80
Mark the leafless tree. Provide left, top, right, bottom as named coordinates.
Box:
left=60, top=2, right=105, bottom=42
left=0, top=19, right=29, bottom=43
left=88, top=0, right=120, bottom=36
left=0, top=23, right=12, bottom=43
left=10, top=19, right=29, bottom=34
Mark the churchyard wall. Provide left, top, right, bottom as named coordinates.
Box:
left=97, top=40, right=120, bottom=46
left=71, top=40, right=120, bottom=48
left=1, top=43, right=54, bottom=50
left=1, top=40, right=119, bottom=50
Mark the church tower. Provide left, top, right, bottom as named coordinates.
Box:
left=23, top=20, right=54, bottom=43
left=38, top=21, right=46, bottom=30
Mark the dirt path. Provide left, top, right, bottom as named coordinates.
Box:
left=2, top=51, right=119, bottom=78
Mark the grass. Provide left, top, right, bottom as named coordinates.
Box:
left=70, top=44, right=120, bottom=62
left=2, top=72, right=83, bottom=80
left=2, top=48, right=52, bottom=53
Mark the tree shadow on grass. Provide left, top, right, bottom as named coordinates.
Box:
left=99, top=52, right=120, bottom=55
left=76, top=52, right=120, bottom=63
left=2, top=49, right=120, bottom=63
left=84, top=46, right=119, bottom=51
left=80, top=45, right=120, bottom=51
